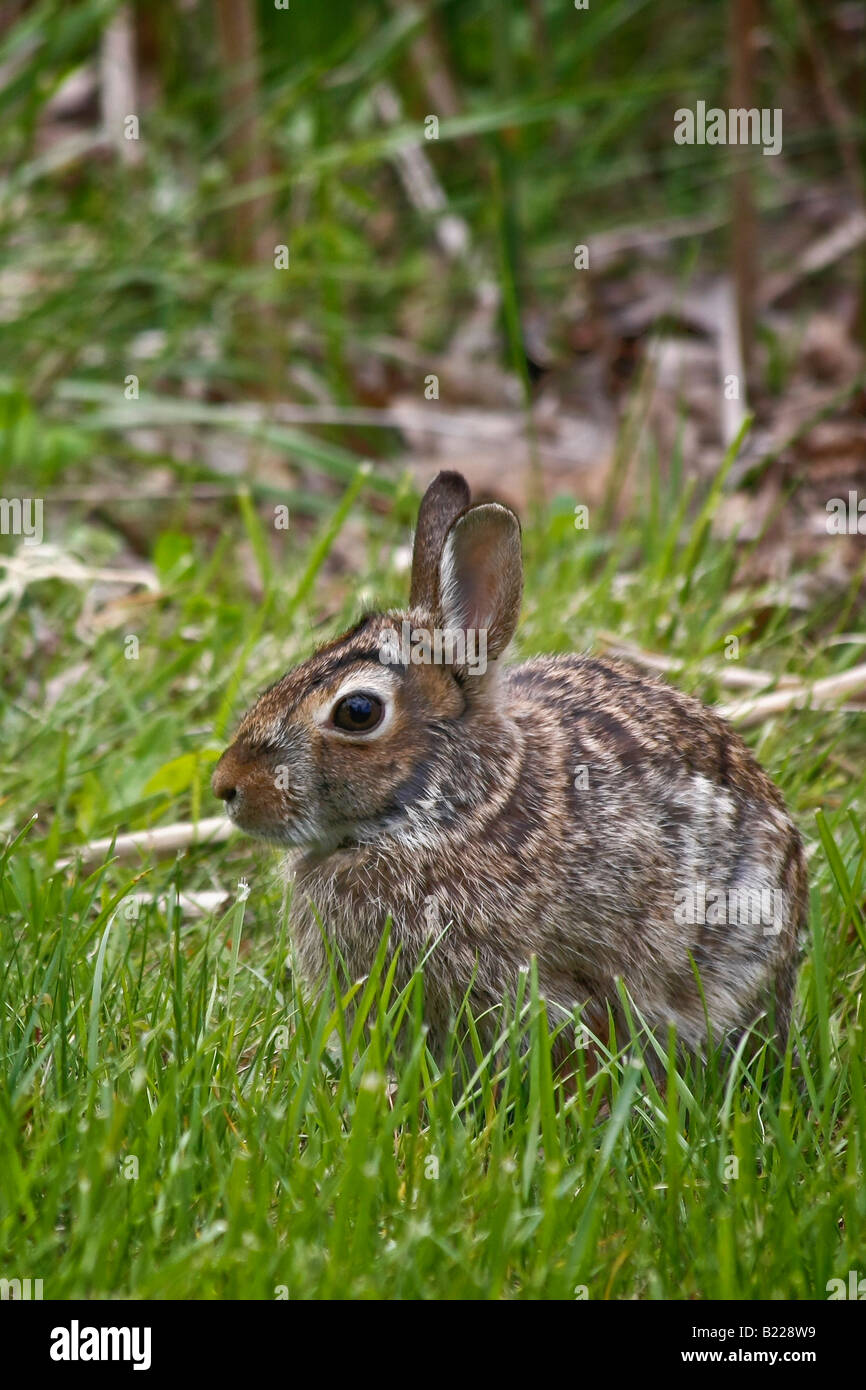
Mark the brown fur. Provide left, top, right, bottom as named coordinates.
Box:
left=213, top=472, right=806, bottom=1063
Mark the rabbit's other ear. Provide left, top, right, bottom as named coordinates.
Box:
left=410, top=471, right=471, bottom=610
left=439, top=503, right=522, bottom=660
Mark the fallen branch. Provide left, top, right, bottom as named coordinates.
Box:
left=100, top=4, right=141, bottom=167
left=760, top=209, right=866, bottom=308
left=598, top=635, right=866, bottom=723
left=596, top=633, right=799, bottom=691
left=714, top=277, right=749, bottom=449
left=117, top=890, right=236, bottom=919
left=717, top=663, right=866, bottom=727
left=56, top=816, right=233, bottom=871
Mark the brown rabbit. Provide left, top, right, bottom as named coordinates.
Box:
left=213, top=471, right=806, bottom=1063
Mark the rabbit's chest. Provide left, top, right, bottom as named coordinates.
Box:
left=289, top=850, right=571, bottom=1015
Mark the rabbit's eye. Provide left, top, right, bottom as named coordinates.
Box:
left=332, top=692, right=384, bottom=733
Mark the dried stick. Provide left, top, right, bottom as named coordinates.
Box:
left=117, top=890, right=237, bottom=918
left=760, top=210, right=866, bottom=308
left=715, top=278, right=749, bottom=448
left=596, top=632, right=800, bottom=691
left=100, top=4, right=141, bottom=166
left=56, top=816, right=233, bottom=871
left=717, top=663, right=866, bottom=727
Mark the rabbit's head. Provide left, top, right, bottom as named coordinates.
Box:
left=212, top=472, right=522, bottom=853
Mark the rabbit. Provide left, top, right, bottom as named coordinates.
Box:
left=212, top=470, right=806, bottom=1065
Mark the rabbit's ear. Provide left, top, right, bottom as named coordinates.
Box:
left=439, top=503, right=522, bottom=660
left=410, top=471, right=471, bottom=610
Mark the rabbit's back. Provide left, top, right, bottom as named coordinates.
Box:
left=501, top=654, right=805, bottom=1042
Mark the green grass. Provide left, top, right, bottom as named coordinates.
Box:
left=1, top=449, right=865, bottom=1300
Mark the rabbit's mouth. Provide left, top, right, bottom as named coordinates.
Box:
left=217, top=787, right=317, bottom=847
left=221, top=791, right=374, bottom=859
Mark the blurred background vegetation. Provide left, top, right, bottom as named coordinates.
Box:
left=1, top=0, right=864, bottom=840
left=2, top=0, right=863, bottom=509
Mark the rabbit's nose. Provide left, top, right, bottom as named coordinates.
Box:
left=212, top=759, right=239, bottom=804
